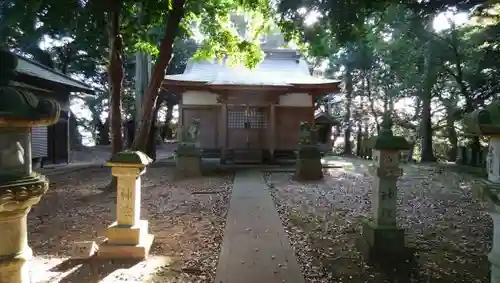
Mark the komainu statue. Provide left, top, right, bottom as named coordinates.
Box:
left=176, top=117, right=202, bottom=177
left=179, top=118, right=201, bottom=149
left=299, top=121, right=317, bottom=146
left=295, top=121, right=322, bottom=181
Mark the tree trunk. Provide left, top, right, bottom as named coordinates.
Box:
left=134, top=2, right=152, bottom=126
left=365, top=74, right=380, bottom=134
left=464, top=99, right=481, bottom=166
left=420, top=92, right=435, bottom=162
left=407, top=140, right=416, bottom=162
left=97, top=117, right=110, bottom=145
left=107, top=0, right=124, bottom=155
left=419, top=43, right=437, bottom=163
left=104, top=0, right=124, bottom=192
left=131, top=0, right=186, bottom=153
left=343, top=68, right=353, bottom=155
left=145, top=102, right=161, bottom=160
left=446, top=116, right=458, bottom=161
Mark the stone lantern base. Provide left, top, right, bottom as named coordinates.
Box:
left=98, top=221, right=154, bottom=259
left=0, top=174, right=49, bottom=283
left=175, top=145, right=202, bottom=178
left=357, top=220, right=414, bottom=265
left=294, top=145, right=323, bottom=181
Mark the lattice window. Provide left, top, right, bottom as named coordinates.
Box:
left=228, top=111, right=245, bottom=128
left=228, top=110, right=267, bottom=129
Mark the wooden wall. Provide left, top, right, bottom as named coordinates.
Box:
left=181, top=104, right=314, bottom=151
left=180, top=91, right=315, bottom=152
left=182, top=105, right=219, bottom=149
left=275, top=106, right=313, bottom=150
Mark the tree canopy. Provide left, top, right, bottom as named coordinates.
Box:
left=2, top=0, right=500, bottom=163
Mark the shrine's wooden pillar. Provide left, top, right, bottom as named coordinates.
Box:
left=217, top=93, right=228, bottom=163
left=266, top=93, right=280, bottom=162
left=269, top=104, right=276, bottom=158
left=177, top=98, right=183, bottom=140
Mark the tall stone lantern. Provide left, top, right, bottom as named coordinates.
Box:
left=357, top=114, right=413, bottom=264
left=0, top=51, right=61, bottom=283
left=465, top=101, right=500, bottom=283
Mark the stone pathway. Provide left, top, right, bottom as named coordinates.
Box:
left=215, top=170, right=305, bottom=283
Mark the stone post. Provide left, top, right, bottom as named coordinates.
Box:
left=0, top=50, right=61, bottom=283
left=357, top=114, right=412, bottom=265
left=175, top=118, right=202, bottom=178
left=295, top=121, right=323, bottom=181
left=465, top=101, right=500, bottom=283
left=98, top=151, right=154, bottom=259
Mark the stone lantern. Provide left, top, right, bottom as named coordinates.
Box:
left=98, top=151, right=154, bottom=259
left=0, top=51, right=61, bottom=283
left=465, top=101, right=500, bottom=283
left=357, top=113, right=413, bottom=264
left=295, top=121, right=323, bottom=181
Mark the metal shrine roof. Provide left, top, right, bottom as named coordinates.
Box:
left=162, top=49, right=340, bottom=93
left=13, top=54, right=94, bottom=94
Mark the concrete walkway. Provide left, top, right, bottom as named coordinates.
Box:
left=215, top=170, right=305, bottom=283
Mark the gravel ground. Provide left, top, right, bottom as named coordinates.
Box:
left=266, top=157, right=490, bottom=283
left=29, top=164, right=233, bottom=283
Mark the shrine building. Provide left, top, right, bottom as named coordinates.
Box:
left=162, top=48, right=340, bottom=164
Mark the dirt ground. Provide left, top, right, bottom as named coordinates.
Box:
left=29, top=163, right=233, bottom=283
left=266, top=157, right=490, bottom=283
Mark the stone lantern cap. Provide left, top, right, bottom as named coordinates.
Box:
left=369, top=114, right=410, bottom=151
left=464, top=101, right=500, bottom=136
left=106, top=151, right=153, bottom=168
left=0, top=50, right=61, bottom=127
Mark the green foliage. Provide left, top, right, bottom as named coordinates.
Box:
left=276, top=0, right=489, bottom=44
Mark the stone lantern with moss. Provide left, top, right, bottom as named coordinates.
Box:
left=465, top=101, right=500, bottom=283
left=0, top=50, right=61, bottom=283
left=357, top=113, right=413, bottom=264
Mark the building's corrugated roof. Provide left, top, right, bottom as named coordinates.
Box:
left=314, top=112, right=340, bottom=125
left=164, top=49, right=340, bottom=88
left=14, top=54, right=94, bottom=93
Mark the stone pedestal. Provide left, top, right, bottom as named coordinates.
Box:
left=0, top=174, right=48, bottom=283
left=465, top=101, right=500, bottom=283
left=98, top=151, right=154, bottom=260
left=356, top=114, right=412, bottom=265
left=483, top=138, right=500, bottom=283
left=175, top=145, right=202, bottom=178
left=0, top=130, right=50, bottom=283
left=295, top=145, right=323, bottom=181
left=0, top=51, right=61, bottom=283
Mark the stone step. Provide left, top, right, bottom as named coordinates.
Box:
left=233, top=149, right=262, bottom=164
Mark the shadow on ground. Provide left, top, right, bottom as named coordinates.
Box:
left=270, top=156, right=489, bottom=283
left=51, top=258, right=139, bottom=283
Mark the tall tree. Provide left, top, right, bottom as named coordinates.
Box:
left=107, top=0, right=125, bottom=155
left=130, top=0, right=186, bottom=151
left=129, top=0, right=272, bottom=153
